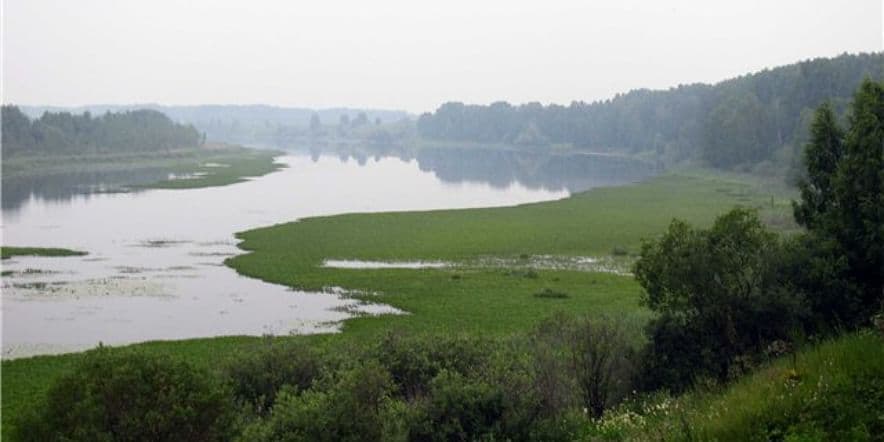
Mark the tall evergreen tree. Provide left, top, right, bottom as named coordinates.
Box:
left=828, top=79, right=884, bottom=316
left=792, top=102, right=844, bottom=228
left=791, top=79, right=884, bottom=325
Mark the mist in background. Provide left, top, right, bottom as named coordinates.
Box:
left=3, top=0, right=882, bottom=112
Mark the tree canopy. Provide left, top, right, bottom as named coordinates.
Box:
left=417, top=53, right=883, bottom=171
left=1, top=105, right=202, bottom=157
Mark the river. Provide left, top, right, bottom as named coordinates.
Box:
left=1, top=149, right=653, bottom=358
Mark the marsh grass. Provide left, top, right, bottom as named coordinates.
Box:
left=146, top=148, right=285, bottom=189
left=0, top=247, right=87, bottom=260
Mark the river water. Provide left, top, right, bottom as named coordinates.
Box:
left=1, top=149, right=653, bottom=358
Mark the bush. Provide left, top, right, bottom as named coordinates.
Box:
left=372, top=331, right=492, bottom=400
left=535, top=314, right=636, bottom=419
left=534, top=288, right=570, bottom=299
left=223, top=339, right=322, bottom=415
left=240, top=362, right=400, bottom=442
left=15, top=348, right=234, bottom=442
left=408, top=370, right=505, bottom=441
left=611, top=246, right=629, bottom=256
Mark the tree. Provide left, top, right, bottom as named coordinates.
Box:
left=793, top=102, right=844, bottom=228
left=791, top=79, right=884, bottom=326
left=309, top=113, right=322, bottom=134
left=634, top=209, right=803, bottom=389
left=825, top=79, right=884, bottom=320
left=352, top=112, right=368, bottom=127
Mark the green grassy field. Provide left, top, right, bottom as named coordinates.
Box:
left=0, top=172, right=796, bottom=439
left=0, top=247, right=87, bottom=260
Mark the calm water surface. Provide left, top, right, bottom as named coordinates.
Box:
left=1, top=150, right=652, bottom=358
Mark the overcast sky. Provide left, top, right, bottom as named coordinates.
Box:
left=2, top=0, right=882, bottom=113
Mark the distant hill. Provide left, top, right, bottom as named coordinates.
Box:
left=416, top=52, right=884, bottom=174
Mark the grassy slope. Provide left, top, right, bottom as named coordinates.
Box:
left=0, top=247, right=87, bottom=260
left=0, top=173, right=793, bottom=439
left=607, top=332, right=884, bottom=441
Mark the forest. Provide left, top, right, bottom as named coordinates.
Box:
left=416, top=52, right=884, bottom=173
left=1, top=106, right=203, bottom=157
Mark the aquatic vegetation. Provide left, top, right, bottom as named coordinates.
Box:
left=0, top=247, right=87, bottom=260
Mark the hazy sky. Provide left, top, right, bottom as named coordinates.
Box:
left=2, top=0, right=882, bottom=113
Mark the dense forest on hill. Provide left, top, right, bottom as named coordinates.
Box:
left=417, top=52, right=884, bottom=172
left=1, top=106, right=203, bottom=157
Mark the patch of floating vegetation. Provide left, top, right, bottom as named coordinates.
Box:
left=1, top=246, right=88, bottom=259
left=3, top=277, right=170, bottom=299
left=195, top=240, right=236, bottom=247
left=166, top=265, right=196, bottom=271
left=135, top=239, right=191, bottom=248
left=2, top=268, right=63, bottom=278
left=113, top=265, right=197, bottom=274
left=189, top=251, right=237, bottom=257
left=322, top=259, right=450, bottom=269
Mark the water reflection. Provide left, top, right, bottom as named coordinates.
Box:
left=414, top=148, right=655, bottom=192
left=2, top=168, right=169, bottom=215
left=301, top=146, right=655, bottom=193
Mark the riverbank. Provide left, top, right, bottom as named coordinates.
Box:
left=1, top=145, right=284, bottom=190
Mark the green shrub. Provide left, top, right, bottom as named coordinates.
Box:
left=15, top=348, right=234, bottom=442
left=241, top=362, right=399, bottom=442
left=611, top=246, right=629, bottom=256
left=223, top=339, right=322, bottom=415
left=372, top=331, right=492, bottom=400
left=535, top=314, right=636, bottom=419
left=408, top=370, right=505, bottom=441
left=534, top=288, right=570, bottom=299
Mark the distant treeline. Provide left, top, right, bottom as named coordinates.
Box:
left=18, top=104, right=412, bottom=146
left=417, top=52, right=884, bottom=171
left=1, top=106, right=203, bottom=156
